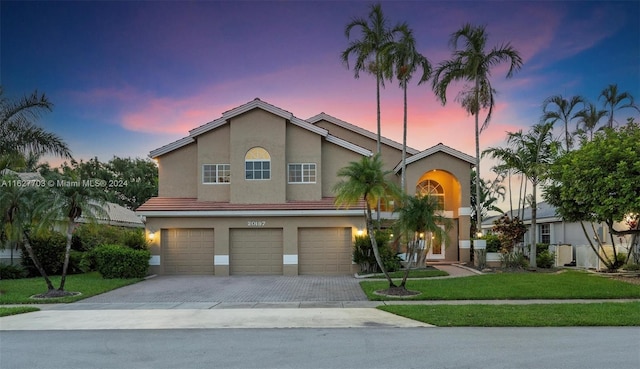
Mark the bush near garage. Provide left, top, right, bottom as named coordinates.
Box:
left=72, top=223, right=147, bottom=252
left=92, top=244, right=150, bottom=279
left=353, top=230, right=402, bottom=274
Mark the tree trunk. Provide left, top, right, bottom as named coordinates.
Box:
left=400, top=235, right=416, bottom=288
left=401, top=82, right=408, bottom=194
left=474, top=78, right=482, bottom=235
left=58, top=221, right=74, bottom=291
left=366, top=204, right=395, bottom=287
left=375, top=65, right=382, bottom=226
left=580, top=221, right=615, bottom=270
left=529, top=183, right=537, bottom=268
left=22, top=232, right=56, bottom=291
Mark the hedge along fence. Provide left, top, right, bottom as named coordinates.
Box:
left=92, top=244, right=150, bottom=279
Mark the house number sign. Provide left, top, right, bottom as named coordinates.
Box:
left=247, top=221, right=266, bottom=227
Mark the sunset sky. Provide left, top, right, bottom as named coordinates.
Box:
left=2, top=0, right=639, bottom=185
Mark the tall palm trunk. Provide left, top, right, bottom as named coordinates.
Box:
left=474, top=77, right=482, bottom=234
left=22, top=232, right=55, bottom=291
left=365, top=201, right=395, bottom=287
left=529, top=183, right=537, bottom=268
left=401, top=80, right=408, bottom=193
left=59, top=221, right=75, bottom=291
left=375, top=59, right=382, bottom=226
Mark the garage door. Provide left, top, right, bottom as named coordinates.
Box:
left=230, top=229, right=283, bottom=275
left=162, top=229, right=214, bottom=275
left=298, top=227, right=352, bottom=275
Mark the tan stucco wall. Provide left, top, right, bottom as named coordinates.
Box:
left=313, top=120, right=403, bottom=172
left=230, top=109, right=287, bottom=204
left=285, top=123, right=322, bottom=201
left=320, top=140, right=367, bottom=198
left=146, top=214, right=363, bottom=275
left=197, top=124, right=231, bottom=201
left=157, top=142, right=198, bottom=198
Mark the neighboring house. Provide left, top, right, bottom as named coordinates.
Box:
left=481, top=202, right=597, bottom=247
left=136, top=98, right=475, bottom=275
left=481, top=202, right=634, bottom=269
left=0, top=170, right=144, bottom=264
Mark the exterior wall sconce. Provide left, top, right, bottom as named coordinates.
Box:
left=357, top=229, right=364, bottom=236
left=148, top=230, right=156, bottom=241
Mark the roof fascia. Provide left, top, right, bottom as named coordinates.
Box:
left=308, top=113, right=419, bottom=155
left=137, top=209, right=365, bottom=217
left=394, top=144, right=476, bottom=173
left=326, top=135, right=373, bottom=157
left=149, top=136, right=195, bottom=159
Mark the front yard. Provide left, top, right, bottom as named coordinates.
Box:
left=364, top=270, right=640, bottom=326
left=360, top=270, right=640, bottom=300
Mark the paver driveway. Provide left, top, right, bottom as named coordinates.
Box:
left=75, top=275, right=369, bottom=305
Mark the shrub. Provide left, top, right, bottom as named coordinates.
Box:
left=0, top=263, right=26, bottom=279
left=20, top=231, right=66, bottom=277
left=483, top=234, right=501, bottom=253
left=93, top=244, right=150, bottom=279
left=353, top=230, right=401, bottom=274
left=121, top=229, right=147, bottom=250
left=73, top=223, right=147, bottom=252
left=501, top=251, right=528, bottom=270
left=536, top=250, right=555, bottom=269
left=624, top=263, right=640, bottom=271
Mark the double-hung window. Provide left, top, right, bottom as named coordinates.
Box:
left=288, top=163, right=316, bottom=183
left=539, top=224, right=551, bottom=244
left=203, top=164, right=230, bottom=184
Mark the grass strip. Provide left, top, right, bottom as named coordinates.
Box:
left=0, top=306, right=40, bottom=317
left=379, top=302, right=640, bottom=327
left=361, top=270, right=640, bottom=300
left=0, top=272, right=142, bottom=304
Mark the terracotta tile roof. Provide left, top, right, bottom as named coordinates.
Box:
left=136, top=197, right=365, bottom=212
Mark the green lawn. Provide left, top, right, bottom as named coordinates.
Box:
left=360, top=270, right=640, bottom=300
left=0, top=306, right=40, bottom=317
left=0, top=272, right=142, bottom=304
left=379, top=302, right=640, bottom=326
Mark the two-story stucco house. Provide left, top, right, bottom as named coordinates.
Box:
left=137, top=98, right=475, bottom=275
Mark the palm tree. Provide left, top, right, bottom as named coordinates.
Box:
left=46, top=171, right=107, bottom=291
left=574, top=102, right=607, bottom=142
left=599, top=84, right=639, bottom=129
left=542, top=94, right=585, bottom=152
left=0, top=182, right=56, bottom=291
left=333, top=154, right=400, bottom=287
left=0, top=87, right=72, bottom=167
left=432, top=23, right=522, bottom=236
left=484, top=122, right=560, bottom=268
left=341, top=3, right=398, bottom=155
left=470, top=171, right=505, bottom=231
left=388, top=23, right=432, bottom=193
left=395, top=194, right=450, bottom=288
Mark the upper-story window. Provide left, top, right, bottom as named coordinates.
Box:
left=288, top=163, right=316, bottom=183
left=203, top=164, right=230, bottom=184
left=245, top=147, right=271, bottom=180
left=416, top=179, right=445, bottom=210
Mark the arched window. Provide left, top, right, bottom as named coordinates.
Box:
left=245, top=147, right=271, bottom=180
left=416, top=179, right=445, bottom=210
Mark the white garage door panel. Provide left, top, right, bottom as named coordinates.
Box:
left=162, top=229, right=214, bottom=275
left=230, top=229, right=283, bottom=275
left=299, top=228, right=352, bottom=275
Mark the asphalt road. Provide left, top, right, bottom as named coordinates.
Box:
left=2, top=327, right=639, bottom=369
